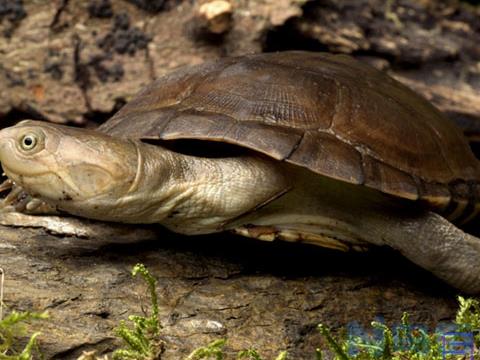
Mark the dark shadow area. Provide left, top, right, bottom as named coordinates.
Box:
left=445, top=110, right=480, bottom=160
left=470, top=142, right=480, bottom=161
left=143, top=138, right=250, bottom=158
left=263, top=1, right=329, bottom=53
left=95, top=228, right=454, bottom=296
left=263, top=24, right=329, bottom=53
left=0, top=107, right=48, bottom=128
left=263, top=23, right=328, bottom=53
left=83, top=97, right=126, bottom=127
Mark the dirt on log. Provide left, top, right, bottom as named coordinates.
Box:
left=0, top=0, right=479, bottom=358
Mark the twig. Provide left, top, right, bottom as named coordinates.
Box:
left=0, top=267, right=4, bottom=320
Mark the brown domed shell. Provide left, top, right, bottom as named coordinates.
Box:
left=99, top=51, right=480, bottom=219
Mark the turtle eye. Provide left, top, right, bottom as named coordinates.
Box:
left=20, top=134, right=38, bottom=150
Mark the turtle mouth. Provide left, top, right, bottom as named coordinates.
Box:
left=0, top=163, right=68, bottom=204
left=1, top=163, right=51, bottom=181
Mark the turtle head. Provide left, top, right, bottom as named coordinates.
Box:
left=0, top=120, right=138, bottom=209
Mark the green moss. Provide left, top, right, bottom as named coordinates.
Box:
left=317, top=296, right=480, bottom=360
left=0, top=310, right=48, bottom=360
left=110, top=264, right=480, bottom=360
left=185, top=339, right=226, bottom=360
left=112, top=264, right=164, bottom=360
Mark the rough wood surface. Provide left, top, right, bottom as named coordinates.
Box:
left=0, top=0, right=479, bottom=358
left=0, top=214, right=458, bottom=359
left=0, top=0, right=306, bottom=124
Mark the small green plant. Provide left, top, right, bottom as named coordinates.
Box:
left=111, top=264, right=289, bottom=360
left=184, top=341, right=288, bottom=360
left=456, top=296, right=480, bottom=346
left=111, top=264, right=480, bottom=360
left=185, top=339, right=227, bottom=360
left=0, top=268, right=48, bottom=360
left=237, top=349, right=287, bottom=360
left=112, top=264, right=164, bottom=360
left=317, top=295, right=480, bottom=360
left=0, top=310, right=48, bottom=360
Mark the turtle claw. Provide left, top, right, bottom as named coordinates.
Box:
left=0, top=179, right=57, bottom=214
left=4, top=186, right=25, bottom=205
left=12, top=192, right=33, bottom=212
left=0, top=180, right=20, bottom=212
left=25, top=198, right=58, bottom=214
left=0, top=178, right=13, bottom=193
left=25, top=198, right=45, bottom=212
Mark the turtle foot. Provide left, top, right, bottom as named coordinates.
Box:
left=0, top=179, right=57, bottom=214
left=232, top=224, right=367, bottom=252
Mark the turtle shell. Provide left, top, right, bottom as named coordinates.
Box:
left=99, top=51, right=480, bottom=221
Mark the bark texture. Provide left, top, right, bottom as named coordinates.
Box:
left=0, top=214, right=459, bottom=359
left=0, top=0, right=479, bottom=358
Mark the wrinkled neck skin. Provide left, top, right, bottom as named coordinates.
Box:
left=30, top=139, right=289, bottom=235
left=0, top=121, right=288, bottom=234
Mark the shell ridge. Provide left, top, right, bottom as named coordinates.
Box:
left=99, top=51, right=480, bottom=207
left=325, top=79, right=343, bottom=131
left=284, top=131, right=305, bottom=160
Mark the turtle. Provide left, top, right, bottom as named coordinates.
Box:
left=0, top=51, right=479, bottom=293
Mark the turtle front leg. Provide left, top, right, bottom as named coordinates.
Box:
left=0, top=179, right=58, bottom=214
left=377, top=210, right=480, bottom=294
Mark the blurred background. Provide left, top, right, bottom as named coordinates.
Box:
left=1, top=0, right=479, bottom=142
